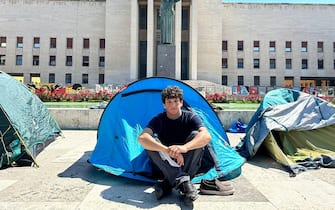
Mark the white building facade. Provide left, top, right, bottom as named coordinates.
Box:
left=0, top=0, right=334, bottom=89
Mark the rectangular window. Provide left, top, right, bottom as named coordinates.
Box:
left=66, top=56, right=72, bottom=66
left=33, top=37, right=40, bottom=48
left=270, top=59, right=276, bottom=69
left=317, top=41, right=323, bottom=53
left=50, top=38, right=57, bottom=48
left=139, top=6, right=147, bottom=30
left=222, top=58, right=228, bottom=68
left=286, top=59, right=292, bottom=69
left=16, top=55, right=23, bottom=65
left=66, top=38, right=73, bottom=49
left=82, top=74, right=88, bottom=84
left=253, top=40, right=260, bottom=52
left=0, top=55, right=6, bottom=65
left=65, top=73, right=72, bottom=84
left=83, top=38, right=89, bottom=49
left=237, top=41, right=243, bottom=51
left=99, top=56, right=105, bottom=67
left=253, top=59, right=260, bottom=68
left=285, top=41, right=292, bottom=52
left=270, top=76, right=276, bottom=87
left=99, top=74, right=105, bottom=84
left=237, top=58, right=244, bottom=68
left=269, top=41, right=276, bottom=52
left=254, top=76, right=260, bottom=86
left=301, top=41, right=308, bottom=52
left=49, top=73, right=55, bottom=83
left=0, top=37, right=7, bottom=47
left=17, top=37, right=23, bottom=48
left=181, top=7, right=189, bottom=30
left=221, top=75, right=228, bottom=86
left=318, top=59, right=324, bottom=69
left=33, top=56, right=39, bottom=66
left=49, top=56, right=56, bottom=66
left=82, top=56, right=89, bottom=66
left=334, top=59, right=335, bottom=70
left=237, top=76, right=244, bottom=86
left=222, top=40, right=228, bottom=51
left=99, top=39, right=105, bottom=49
left=333, top=42, right=335, bottom=53
left=302, top=59, right=308, bottom=69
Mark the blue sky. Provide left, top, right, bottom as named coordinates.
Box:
left=223, top=0, right=335, bottom=4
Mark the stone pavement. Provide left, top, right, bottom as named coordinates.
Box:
left=0, top=130, right=334, bottom=210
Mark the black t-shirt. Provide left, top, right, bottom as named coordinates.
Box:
left=147, top=110, right=204, bottom=146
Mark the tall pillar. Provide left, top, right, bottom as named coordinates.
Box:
left=147, top=0, right=154, bottom=77
left=130, top=0, right=139, bottom=80
left=190, top=0, right=198, bottom=80
left=175, top=0, right=182, bottom=79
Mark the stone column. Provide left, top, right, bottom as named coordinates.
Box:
left=130, top=0, right=139, bottom=80
left=175, top=0, right=182, bottom=79
left=190, top=0, right=198, bottom=80
left=147, top=0, right=154, bottom=77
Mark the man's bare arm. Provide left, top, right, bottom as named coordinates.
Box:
left=138, top=128, right=168, bottom=153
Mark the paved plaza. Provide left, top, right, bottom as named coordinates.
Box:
left=0, top=130, right=334, bottom=210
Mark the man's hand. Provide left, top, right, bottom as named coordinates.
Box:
left=175, top=153, right=184, bottom=166
left=168, top=145, right=188, bottom=157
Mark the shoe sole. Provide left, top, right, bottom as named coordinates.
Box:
left=200, top=189, right=235, bottom=196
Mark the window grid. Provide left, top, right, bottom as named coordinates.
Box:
left=317, top=41, right=323, bottom=53
left=253, top=59, right=260, bottom=68
left=237, top=58, right=244, bottom=69
left=222, top=58, right=228, bottom=68
left=285, top=41, right=292, bottom=52
left=33, top=37, right=40, bottom=48
left=222, top=40, right=228, bottom=51
left=67, top=38, right=73, bottom=49
left=33, top=56, right=39, bottom=66
left=50, top=38, right=57, bottom=48
left=301, top=41, right=308, bottom=52
left=17, top=37, right=23, bottom=48
left=83, top=38, right=90, bottom=49
left=16, top=55, right=23, bottom=65
left=253, top=40, right=260, bottom=52
left=237, top=41, right=243, bottom=51
left=269, top=41, right=276, bottom=52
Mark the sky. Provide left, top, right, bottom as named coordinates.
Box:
left=223, top=0, right=335, bottom=4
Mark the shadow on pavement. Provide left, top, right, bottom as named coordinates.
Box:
left=57, top=151, right=194, bottom=209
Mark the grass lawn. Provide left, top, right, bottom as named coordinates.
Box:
left=44, top=101, right=259, bottom=109
left=44, top=101, right=102, bottom=108
left=213, top=103, right=259, bottom=110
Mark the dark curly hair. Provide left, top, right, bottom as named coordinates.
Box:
left=161, top=86, right=183, bottom=103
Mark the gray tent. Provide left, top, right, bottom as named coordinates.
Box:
left=0, top=71, right=62, bottom=168
left=237, top=88, right=335, bottom=175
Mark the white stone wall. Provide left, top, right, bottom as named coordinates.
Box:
left=196, top=0, right=223, bottom=84
left=221, top=3, right=335, bottom=87
left=1, top=1, right=335, bottom=88
left=104, top=0, right=135, bottom=85
left=0, top=0, right=105, bottom=86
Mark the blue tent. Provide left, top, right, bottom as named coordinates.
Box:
left=89, top=77, right=245, bottom=183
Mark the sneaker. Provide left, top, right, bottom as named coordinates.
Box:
left=154, top=180, right=172, bottom=200
left=179, top=181, right=199, bottom=206
left=199, top=179, right=234, bottom=196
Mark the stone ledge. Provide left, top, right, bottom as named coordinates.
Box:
left=48, top=108, right=255, bottom=130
